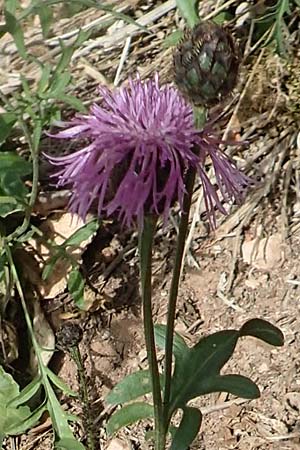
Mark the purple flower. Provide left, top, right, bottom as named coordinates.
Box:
left=47, top=74, right=251, bottom=228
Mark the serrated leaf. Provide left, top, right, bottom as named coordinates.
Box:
left=175, top=0, right=200, bottom=28
left=46, top=368, right=77, bottom=397
left=199, top=374, right=260, bottom=399
left=67, top=268, right=85, bottom=309
left=64, top=219, right=99, bottom=247
left=240, top=318, right=284, bottom=347
left=107, top=370, right=154, bottom=405
left=106, top=402, right=153, bottom=436
left=170, top=407, right=202, bottom=450
left=0, top=113, right=17, bottom=144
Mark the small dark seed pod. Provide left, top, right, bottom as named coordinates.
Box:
left=173, top=21, right=240, bottom=107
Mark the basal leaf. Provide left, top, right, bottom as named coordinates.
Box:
left=106, top=402, right=154, bottom=436
left=239, top=318, right=284, bottom=347
left=107, top=370, right=154, bottom=405
left=169, top=330, right=239, bottom=411
left=170, top=407, right=202, bottom=450
left=198, top=374, right=260, bottom=399
left=154, top=324, right=188, bottom=364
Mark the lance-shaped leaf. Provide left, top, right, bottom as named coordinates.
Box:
left=106, top=402, right=154, bottom=436
left=107, top=370, right=156, bottom=405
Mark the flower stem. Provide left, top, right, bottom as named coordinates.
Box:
left=162, top=167, right=197, bottom=427
left=138, top=215, right=165, bottom=450
left=163, top=106, right=207, bottom=428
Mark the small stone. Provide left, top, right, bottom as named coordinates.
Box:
left=106, top=438, right=132, bottom=450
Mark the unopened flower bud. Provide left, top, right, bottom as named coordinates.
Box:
left=174, top=21, right=240, bottom=106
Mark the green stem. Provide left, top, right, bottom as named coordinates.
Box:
left=162, top=167, right=197, bottom=426
left=138, top=216, right=165, bottom=450
left=163, top=106, right=206, bottom=428
left=70, top=346, right=95, bottom=450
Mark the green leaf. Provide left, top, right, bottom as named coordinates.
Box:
left=67, top=268, right=85, bottom=309
left=0, top=172, right=29, bottom=216
left=55, top=437, right=86, bottom=450
left=0, top=365, right=19, bottom=400
left=4, top=10, right=27, bottom=59
left=170, top=407, right=202, bottom=450
left=0, top=152, right=32, bottom=176
left=169, top=330, right=239, bottom=411
left=175, top=0, right=200, bottom=28
left=240, top=318, right=284, bottom=347
left=37, top=4, right=53, bottom=38
left=54, top=29, right=90, bottom=76
left=46, top=73, right=72, bottom=98
left=0, top=153, right=32, bottom=216
left=58, top=94, right=87, bottom=113
left=106, top=402, right=154, bottom=436
left=5, top=403, right=46, bottom=435
left=154, top=324, right=188, bottom=364
left=168, top=318, right=283, bottom=415
left=64, top=219, right=99, bottom=247
left=163, top=30, right=183, bottom=48
left=213, top=11, right=233, bottom=25
left=42, top=253, right=63, bottom=280
left=0, top=113, right=17, bottom=144
left=9, top=376, right=41, bottom=408
left=0, top=366, right=41, bottom=437
left=46, top=368, right=77, bottom=397
left=107, top=370, right=154, bottom=405
left=45, top=379, right=84, bottom=447
left=37, top=63, right=51, bottom=94
left=199, top=374, right=260, bottom=399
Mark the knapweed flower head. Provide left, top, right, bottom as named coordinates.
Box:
left=47, top=74, right=250, bottom=228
